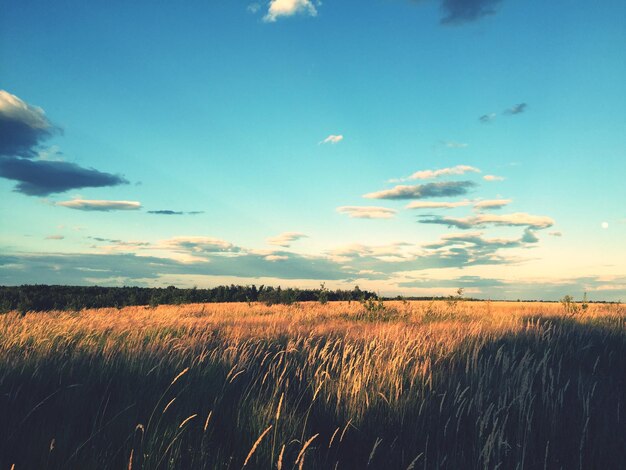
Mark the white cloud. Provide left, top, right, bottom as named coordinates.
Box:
left=444, top=141, right=468, bottom=148
left=267, top=231, right=308, bottom=247
left=406, top=200, right=472, bottom=209
left=45, top=235, right=64, bottom=240
left=473, top=199, right=512, bottom=210
left=56, top=199, right=141, bottom=211
left=394, top=165, right=480, bottom=182
left=320, top=134, right=343, bottom=145
left=548, top=231, right=563, bottom=237
left=483, top=174, right=505, bottom=181
left=336, top=206, right=397, bottom=219
left=263, top=0, right=317, bottom=22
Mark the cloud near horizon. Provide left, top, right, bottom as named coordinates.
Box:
left=364, top=181, right=476, bottom=200
left=336, top=206, right=397, bottom=219
left=4, top=221, right=609, bottom=299
left=267, top=232, right=308, bottom=247
left=56, top=199, right=141, bottom=211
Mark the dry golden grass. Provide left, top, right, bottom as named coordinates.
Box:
left=0, top=300, right=624, bottom=469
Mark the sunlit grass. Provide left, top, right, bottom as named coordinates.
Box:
left=0, top=300, right=624, bottom=469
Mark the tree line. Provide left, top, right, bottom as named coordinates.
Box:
left=0, top=284, right=377, bottom=313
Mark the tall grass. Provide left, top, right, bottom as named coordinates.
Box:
left=0, top=301, right=624, bottom=469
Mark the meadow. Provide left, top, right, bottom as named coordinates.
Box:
left=0, top=300, right=624, bottom=469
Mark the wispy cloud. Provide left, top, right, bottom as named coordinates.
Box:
left=473, top=198, right=512, bottom=210
left=440, top=0, right=503, bottom=25
left=97, top=240, right=151, bottom=253
left=406, top=200, right=472, bottom=209
left=336, top=206, right=397, bottom=219
left=422, top=231, right=528, bottom=253
left=479, top=102, right=527, bottom=124
left=419, top=212, right=554, bottom=230
left=364, top=181, right=476, bottom=200
left=479, top=113, right=496, bottom=123
left=57, top=199, right=141, bottom=211
left=328, top=242, right=414, bottom=262
left=267, top=232, right=308, bottom=247
left=88, top=236, right=122, bottom=243
left=263, top=0, right=318, bottom=22
left=320, top=134, right=343, bottom=145
left=246, top=3, right=261, bottom=14
left=483, top=174, right=505, bottom=181
left=443, top=141, right=469, bottom=148
left=393, top=165, right=480, bottom=182
left=159, top=236, right=235, bottom=252
left=505, top=103, right=527, bottom=115
left=548, top=231, right=563, bottom=237
left=147, top=210, right=204, bottom=216
left=45, top=234, right=64, bottom=240
left=155, top=236, right=239, bottom=262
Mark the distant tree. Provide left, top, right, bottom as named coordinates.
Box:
left=318, top=283, right=329, bottom=305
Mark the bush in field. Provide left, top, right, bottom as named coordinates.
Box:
left=354, top=296, right=402, bottom=322
left=561, top=292, right=589, bottom=316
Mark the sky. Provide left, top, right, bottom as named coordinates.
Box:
left=1, top=0, right=625, bottom=300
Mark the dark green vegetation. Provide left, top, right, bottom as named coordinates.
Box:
left=0, top=284, right=375, bottom=313
left=0, top=302, right=624, bottom=469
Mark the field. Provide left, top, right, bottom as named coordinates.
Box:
left=0, top=300, right=624, bottom=469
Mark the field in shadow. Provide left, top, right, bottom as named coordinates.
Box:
left=0, top=307, right=624, bottom=469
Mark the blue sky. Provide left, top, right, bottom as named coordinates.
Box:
left=1, top=0, right=625, bottom=299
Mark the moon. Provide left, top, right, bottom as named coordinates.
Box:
left=601, top=222, right=609, bottom=229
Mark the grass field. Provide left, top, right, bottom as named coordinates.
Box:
left=0, top=300, right=624, bottom=469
